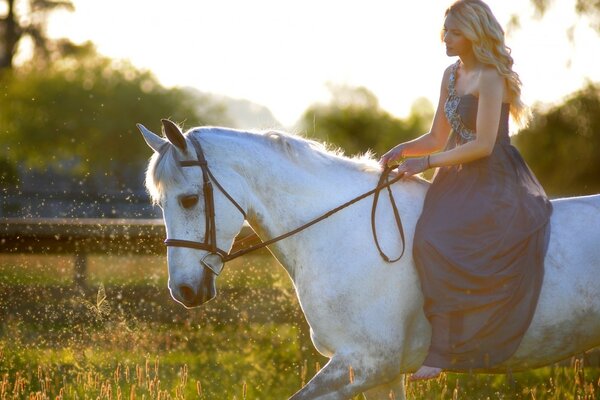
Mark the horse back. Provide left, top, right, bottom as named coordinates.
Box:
left=550, top=194, right=600, bottom=259
left=507, top=194, right=600, bottom=369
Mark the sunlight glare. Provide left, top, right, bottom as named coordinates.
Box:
left=46, top=0, right=600, bottom=127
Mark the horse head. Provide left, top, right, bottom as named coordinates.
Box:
left=137, top=120, right=247, bottom=308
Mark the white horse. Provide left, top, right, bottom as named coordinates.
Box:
left=137, top=120, right=600, bottom=400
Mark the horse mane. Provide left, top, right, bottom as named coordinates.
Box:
left=145, top=141, right=184, bottom=204
left=145, top=127, right=384, bottom=204
left=261, top=129, right=380, bottom=172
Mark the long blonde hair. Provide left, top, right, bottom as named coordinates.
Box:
left=445, top=0, right=528, bottom=126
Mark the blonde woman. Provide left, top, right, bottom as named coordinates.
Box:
left=380, top=0, right=553, bottom=381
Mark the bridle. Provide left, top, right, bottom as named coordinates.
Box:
left=163, top=137, right=246, bottom=275
left=164, top=135, right=407, bottom=275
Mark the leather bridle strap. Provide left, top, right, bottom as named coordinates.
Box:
left=223, top=166, right=406, bottom=263
left=371, top=167, right=406, bottom=262
left=164, top=137, right=246, bottom=260
left=164, top=134, right=406, bottom=266
left=181, top=138, right=246, bottom=218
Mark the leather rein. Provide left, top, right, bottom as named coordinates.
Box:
left=164, top=135, right=407, bottom=274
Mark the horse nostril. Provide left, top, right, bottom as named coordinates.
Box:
left=179, top=285, right=197, bottom=303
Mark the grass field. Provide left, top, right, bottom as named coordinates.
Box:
left=0, top=253, right=598, bottom=399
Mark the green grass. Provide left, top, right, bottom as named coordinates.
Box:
left=0, top=254, right=598, bottom=399
left=0, top=254, right=75, bottom=286
left=1, top=320, right=307, bottom=399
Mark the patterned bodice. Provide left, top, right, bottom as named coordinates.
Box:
left=444, top=61, right=510, bottom=145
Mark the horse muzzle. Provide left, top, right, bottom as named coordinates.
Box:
left=170, top=272, right=217, bottom=308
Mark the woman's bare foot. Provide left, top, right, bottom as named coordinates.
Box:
left=409, top=365, right=442, bottom=381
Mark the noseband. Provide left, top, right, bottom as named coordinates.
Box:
left=164, top=135, right=406, bottom=276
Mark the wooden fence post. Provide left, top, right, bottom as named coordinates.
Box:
left=73, top=251, right=88, bottom=290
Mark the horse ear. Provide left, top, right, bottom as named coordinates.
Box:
left=161, top=119, right=187, bottom=152
left=137, top=123, right=167, bottom=153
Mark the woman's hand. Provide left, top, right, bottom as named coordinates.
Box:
left=379, top=144, right=406, bottom=167
left=396, top=157, right=430, bottom=177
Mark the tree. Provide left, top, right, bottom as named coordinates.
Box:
left=300, top=84, right=433, bottom=157
left=0, top=157, right=18, bottom=185
left=0, top=42, right=228, bottom=187
left=513, top=83, right=600, bottom=196
left=530, top=0, right=600, bottom=32
left=0, top=0, right=75, bottom=71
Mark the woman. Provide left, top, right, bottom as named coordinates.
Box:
left=379, top=0, right=553, bottom=381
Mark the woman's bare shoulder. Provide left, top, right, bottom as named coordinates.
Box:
left=443, top=63, right=457, bottom=78
left=479, top=66, right=504, bottom=86
left=478, top=66, right=505, bottom=96
left=440, top=63, right=455, bottom=88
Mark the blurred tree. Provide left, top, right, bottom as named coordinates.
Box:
left=530, top=0, right=600, bottom=32
left=0, top=42, right=227, bottom=187
left=300, top=84, right=433, bottom=157
left=514, top=82, right=600, bottom=196
left=0, top=157, right=18, bottom=185
left=0, top=0, right=75, bottom=71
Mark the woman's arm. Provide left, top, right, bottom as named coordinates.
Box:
left=379, top=67, right=452, bottom=166
left=429, top=67, right=504, bottom=168
left=396, top=67, right=506, bottom=176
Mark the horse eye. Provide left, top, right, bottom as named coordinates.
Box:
left=180, top=195, right=199, bottom=209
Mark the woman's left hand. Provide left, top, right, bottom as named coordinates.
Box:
left=396, top=157, right=429, bottom=177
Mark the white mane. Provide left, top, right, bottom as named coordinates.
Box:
left=145, top=127, right=381, bottom=203
left=262, top=129, right=380, bottom=171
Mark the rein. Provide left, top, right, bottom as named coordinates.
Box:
left=164, top=135, right=406, bottom=272
left=225, top=167, right=406, bottom=262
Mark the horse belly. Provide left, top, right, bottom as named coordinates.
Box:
left=504, top=195, right=600, bottom=370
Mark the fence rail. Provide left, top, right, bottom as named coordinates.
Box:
left=0, top=218, right=260, bottom=287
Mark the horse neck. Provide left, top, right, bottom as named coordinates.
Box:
left=203, top=129, right=380, bottom=263
left=240, top=139, right=373, bottom=231
left=246, top=158, right=374, bottom=234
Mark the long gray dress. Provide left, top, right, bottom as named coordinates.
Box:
left=413, top=61, right=553, bottom=370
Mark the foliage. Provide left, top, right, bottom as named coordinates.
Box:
left=0, top=43, right=227, bottom=185
left=0, top=0, right=76, bottom=70
left=0, top=157, right=18, bottom=186
left=299, top=84, right=433, bottom=157
left=301, top=83, right=600, bottom=197
left=531, top=0, right=600, bottom=32
left=514, top=83, right=600, bottom=196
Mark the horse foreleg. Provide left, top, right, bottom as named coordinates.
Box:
left=288, top=353, right=400, bottom=400
left=363, top=375, right=406, bottom=400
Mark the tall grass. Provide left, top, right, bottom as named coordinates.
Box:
left=0, top=254, right=598, bottom=399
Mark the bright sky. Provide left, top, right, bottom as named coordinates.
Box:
left=47, top=0, right=600, bottom=128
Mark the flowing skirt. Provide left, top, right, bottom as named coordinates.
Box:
left=413, top=139, right=552, bottom=370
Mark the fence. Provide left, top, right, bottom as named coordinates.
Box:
left=0, top=218, right=260, bottom=288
